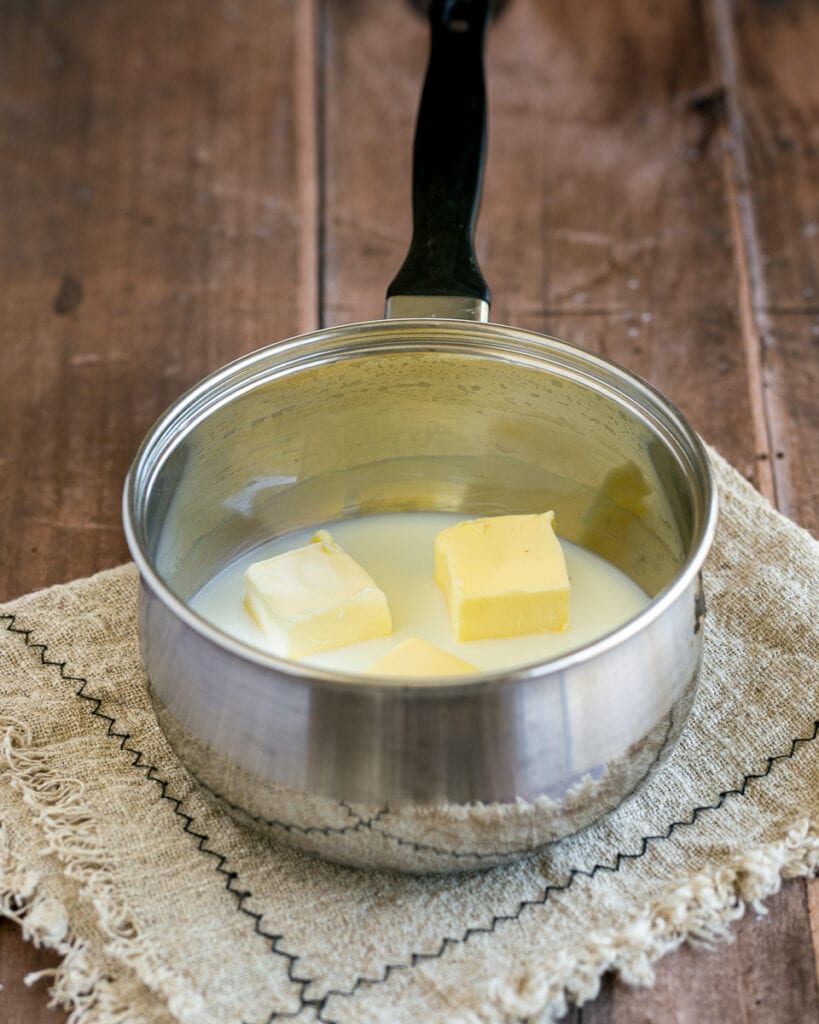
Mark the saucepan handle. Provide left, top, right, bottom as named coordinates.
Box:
left=385, top=0, right=491, bottom=321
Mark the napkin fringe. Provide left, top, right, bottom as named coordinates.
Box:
left=0, top=818, right=146, bottom=1024
left=453, top=819, right=819, bottom=1024
left=0, top=716, right=203, bottom=1024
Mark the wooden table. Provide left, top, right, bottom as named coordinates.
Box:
left=1, top=1, right=817, bottom=1020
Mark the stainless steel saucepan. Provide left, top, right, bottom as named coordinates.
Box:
left=123, top=0, right=717, bottom=873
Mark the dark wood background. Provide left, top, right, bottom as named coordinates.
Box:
left=1, top=0, right=817, bottom=1020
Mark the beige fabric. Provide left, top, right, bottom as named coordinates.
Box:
left=0, top=447, right=817, bottom=1024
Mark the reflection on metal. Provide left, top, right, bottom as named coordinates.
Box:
left=153, top=685, right=687, bottom=873
left=385, top=295, right=490, bottom=321
left=125, top=318, right=717, bottom=872
left=579, top=460, right=656, bottom=587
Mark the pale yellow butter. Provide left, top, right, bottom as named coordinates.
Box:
left=243, top=530, right=391, bottom=658
left=434, top=512, right=570, bottom=641
left=367, top=638, right=477, bottom=678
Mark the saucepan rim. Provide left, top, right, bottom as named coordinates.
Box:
left=123, top=315, right=718, bottom=697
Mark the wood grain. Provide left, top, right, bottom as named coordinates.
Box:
left=810, top=878, right=819, bottom=981
left=721, top=0, right=819, bottom=983
left=0, top=1, right=317, bottom=1021
left=320, top=0, right=421, bottom=325
left=582, top=881, right=819, bottom=1023
left=484, top=0, right=763, bottom=485
left=712, top=0, right=819, bottom=532
left=324, top=0, right=762, bottom=481
left=323, top=0, right=817, bottom=1022
left=0, top=0, right=318, bottom=602
left=0, top=920, right=63, bottom=1024
left=0, top=0, right=816, bottom=1020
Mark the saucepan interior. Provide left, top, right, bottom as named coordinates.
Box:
left=124, top=318, right=716, bottom=871
left=133, top=319, right=710, bottom=605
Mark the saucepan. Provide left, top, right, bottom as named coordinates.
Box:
left=123, top=0, right=717, bottom=873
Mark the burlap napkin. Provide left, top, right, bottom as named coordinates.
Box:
left=1, top=447, right=817, bottom=1024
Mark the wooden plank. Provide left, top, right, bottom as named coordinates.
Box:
left=582, top=880, right=819, bottom=1023
left=580, top=0, right=819, bottom=1014
left=320, top=0, right=419, bottom=325
left=323, top=2, right=817, bottom=1022
left=756, top=313, right=819, bottom=532
left=720, top=0, right=819, bottom=308
left=0, top=1, right=318, bottom=1019
left=582, top=0, right=819, bottom=1013
left=0, top=0, right=318, bottom=602
left=484, top=0, right=763, bottom=487
left=705, top=0, right=819, bottom=995
left=0, top=920, right=63, bottom=1024
left=1, top=0, right=814, bottom=1021
left=810, top=878, right=819, bottom=981
left=324, top=0, right=762, bottom=483
left=707, top=0, right=819, bottom=532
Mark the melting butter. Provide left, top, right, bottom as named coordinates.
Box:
left=190, top=511, right=650, bottom=678
left=243, top=530, right=391, bottom=658
left=435, top=512, right=570, bottom=641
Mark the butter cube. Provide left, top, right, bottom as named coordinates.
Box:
left=367, top=638, right=477, bottom=678
left=434, top=512, right=570, bottom=641
left=244, top=530, right=391, bottom=658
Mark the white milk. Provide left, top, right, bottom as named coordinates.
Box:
left=190, top=511, right=650, bottom=677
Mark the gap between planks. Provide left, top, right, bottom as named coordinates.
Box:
left=294, top=0, right=321, bottom=335
left=315, top=0, right=329, bottom=330
left=704, top=0, right=776, bottom=501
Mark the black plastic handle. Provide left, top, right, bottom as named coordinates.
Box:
left=387, top=0, right=491, bottom=305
